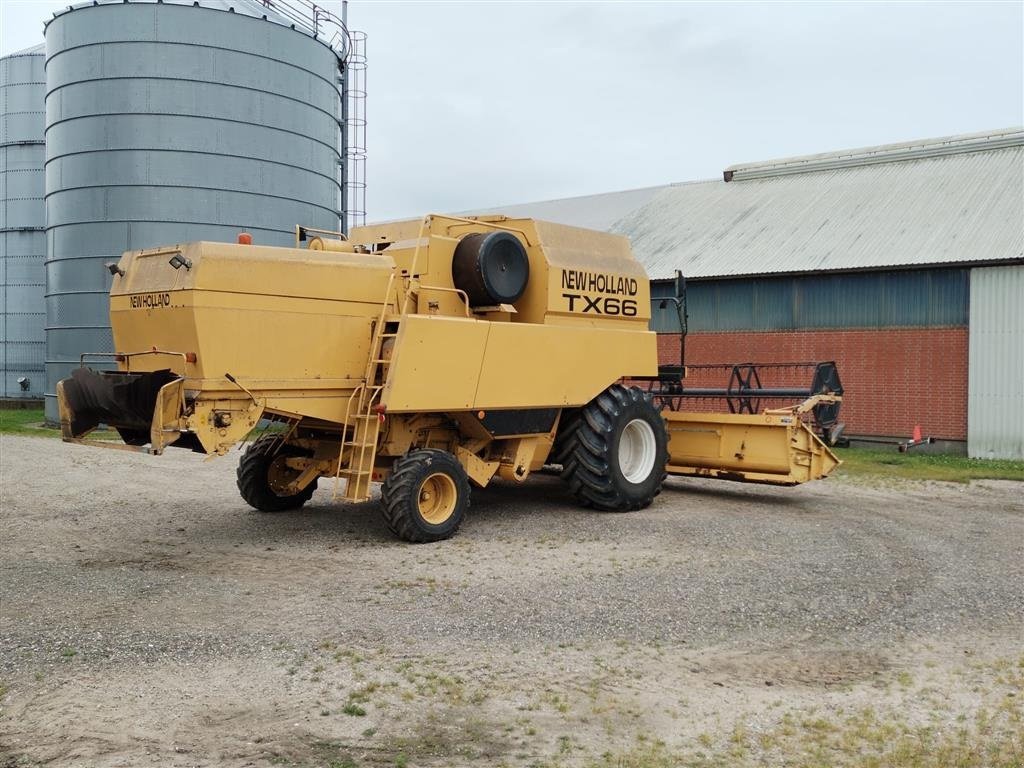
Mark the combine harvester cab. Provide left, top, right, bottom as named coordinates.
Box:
left=59, top=216, right=839, bottom=542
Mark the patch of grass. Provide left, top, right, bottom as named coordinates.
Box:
left=590, top=741, right=675, bottom=768
left=835, top=448, right=1024, bottom=483
left=0, top=406, right=122, bottom=441
left=342, top=702, right=367, bottom=717
left=0, top=408, right=55, bottom=437
left=580, top=657, right=1024, bottom=768
left=377, top=711, right=512, bottom=764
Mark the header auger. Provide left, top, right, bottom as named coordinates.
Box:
left=59, top=215, right=840, bottom=542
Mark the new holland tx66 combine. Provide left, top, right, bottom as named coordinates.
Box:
left=58, top=215, right=840, bottom=542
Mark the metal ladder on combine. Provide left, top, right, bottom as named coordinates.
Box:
left=334, top=221, right=429, bottom=502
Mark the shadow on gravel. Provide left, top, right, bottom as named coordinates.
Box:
left=166, top=472, right=818, bottom=548
left=661, top=476, right=804, bottom=507
left=180, top=498, right=399, bottom=546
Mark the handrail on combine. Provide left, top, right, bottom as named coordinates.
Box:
left=426, top=213, right=535, bottom=247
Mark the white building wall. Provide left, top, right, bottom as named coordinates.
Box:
left=968, top=265, right=1024, bottom=460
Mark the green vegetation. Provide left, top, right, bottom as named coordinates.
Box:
left=0, top=408, right=54, bottom=437
left=0, top=406, right=268, bottom=442
left=835, top=447, right=1024, bottom=483
left=0, top=406, right=124, bottom=441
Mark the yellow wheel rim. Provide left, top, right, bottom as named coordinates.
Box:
left=267, top=455, right=301, bottom=496
left=417, top=472, right=458, bottom=525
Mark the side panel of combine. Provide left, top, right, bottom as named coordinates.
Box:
left=382, top=316, right=656, bottom=411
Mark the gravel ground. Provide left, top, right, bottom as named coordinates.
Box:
left=1, top=434, right=1022, bottom=767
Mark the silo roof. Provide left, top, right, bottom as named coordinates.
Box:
left=3, top=43, right=46, bottom=57
left=614, top=128, right=1024, bottom=280
left=46, top=0, right=347, bottom=55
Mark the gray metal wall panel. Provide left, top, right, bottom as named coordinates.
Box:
left=0, top=51, right=45, bottom=145
left=46, top=222, right=290, bottom=264
left=5, top=315, right=46, bottom=343
left=48, top=45, right=339, bottom=111
left=1, top=47, right=45, bottom=398
left=47, top=186, right=337, bottom=228
left=43, top=1, right=344, bottom=419
left=48, top=80, right=339, bottom=147
left=47, top=151, right=338, bottom=210
left=649, top=269, right=970, bottom=333
left=5, top=340, right=46, bottom=364
left=5, top=253, right=45, bottom=285
left=968, top=265, right=1024, bottom=460
left=47, top=3, right=337, bottom=76
left=45, top=117, right=339, bottom=186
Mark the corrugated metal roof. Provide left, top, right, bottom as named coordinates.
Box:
left=724, top=127, right=1024, bottom=181
left=459, top=184, right=669, bottom=232
left=615, top=131, right=1024, bottom=279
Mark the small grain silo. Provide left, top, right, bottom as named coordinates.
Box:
left=43, top=0, right=350, bottom=420
left=1, top=44, right=46, bottom=400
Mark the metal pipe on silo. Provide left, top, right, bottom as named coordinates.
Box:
left=43, top=0, right=347, bottom=421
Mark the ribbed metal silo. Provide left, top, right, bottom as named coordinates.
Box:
left=43, top=0, right=346, bottom=420
left=1, top=44, right=46, bottom=400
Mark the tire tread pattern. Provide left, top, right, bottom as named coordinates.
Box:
left=380, top=449, right=469, bottom=543
left=236, top=435, right=316, bottom=513
left=560, top=384, right=668, bottom=511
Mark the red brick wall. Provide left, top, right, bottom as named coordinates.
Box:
left=655, top=328, right=968, bottom=440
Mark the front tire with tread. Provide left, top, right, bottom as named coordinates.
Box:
left=560, top=384, right=668, bottom=511
left=381, top=449, right=470, bottom=543
left=237, top=436, right=317, bottom=512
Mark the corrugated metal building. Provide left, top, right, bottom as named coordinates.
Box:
left=470, top=129, right=1024, bottom=458
left=968, top=265, right=1024, bottom=460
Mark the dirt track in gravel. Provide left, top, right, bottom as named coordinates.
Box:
left=1, top=434, right=1022, bottom=766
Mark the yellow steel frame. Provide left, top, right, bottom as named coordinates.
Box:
left=663, top=396, right=841, bottom=486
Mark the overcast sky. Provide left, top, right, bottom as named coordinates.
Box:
left=3, top=0, right=1022, bottom=221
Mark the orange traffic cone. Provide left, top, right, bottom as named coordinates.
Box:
left=912, top=425, right=922, bottom=443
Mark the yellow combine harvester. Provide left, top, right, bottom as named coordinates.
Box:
left=58, top=215, right=839, bottom=542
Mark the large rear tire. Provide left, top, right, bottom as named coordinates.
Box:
left=237, top=436, right=317, bottom=512
left=381, top=449, right=470, bottom=543
left=560, top=384, right=668, bottom=511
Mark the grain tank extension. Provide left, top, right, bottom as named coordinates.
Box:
left=58, top=215, right=840, bottom=542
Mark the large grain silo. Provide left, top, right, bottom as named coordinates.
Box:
left=43, top=0, right=349, bottom=420
left=1, top=44, right=46, bottom=400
